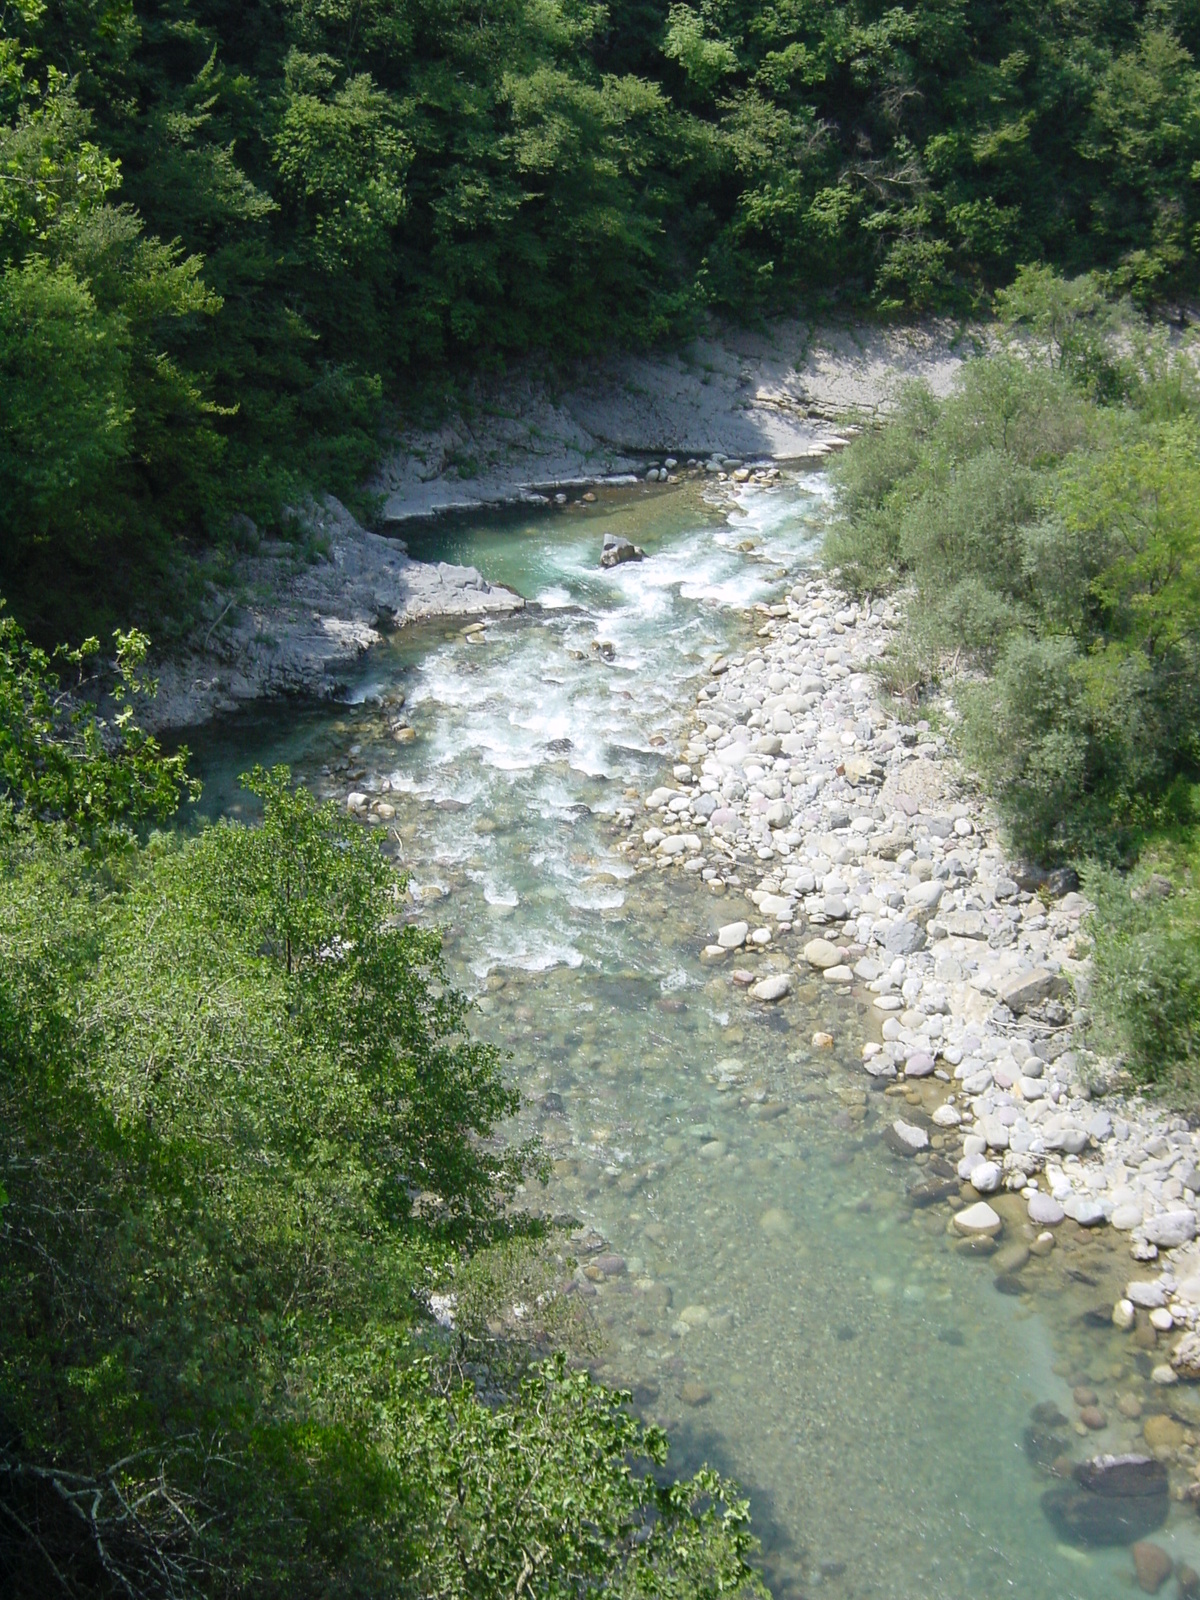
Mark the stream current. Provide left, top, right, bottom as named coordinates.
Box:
left=187, top=475, right=1200, bottom=1600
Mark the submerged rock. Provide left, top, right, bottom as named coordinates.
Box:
left=1042, top=1455, right=1169, bottom=1548
left=1131, top=1540, right=1173, bottom=1593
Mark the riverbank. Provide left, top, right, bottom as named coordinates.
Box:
left=144, top=496, right=525, bottom=731
left=148, top=319, right=967, bottom=731
left=370, top=318, right=967, bottom=520
left=612, top=516, right=1200, bottom=1560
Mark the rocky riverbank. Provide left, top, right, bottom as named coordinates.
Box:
left=144, top=496, right=524, bottom=731
left=607, top=514, right=1200, bottom=1573
left=371, top=318, right=965, bottom=521
left=148, top=319, right=967, bottom=731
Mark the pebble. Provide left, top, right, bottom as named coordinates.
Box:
left=888, top=1119, right=929, bottom=1155
left=1131, top=1541, right=1173, bottom=1593
left=1171, top=1331, right=1200, bottom=1379
left=954, top=1202, right=1002, bottom=1237
left=970, top=1161, right=1002, bottom=1195
left=1028, top=1193, right=1065, bottom=1226
left=749, top=973, right=791, bottom=1002
left=803, top=937, right=842, bottom=970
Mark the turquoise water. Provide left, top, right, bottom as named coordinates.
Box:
left=186, top=477, right=1200, bottom=1599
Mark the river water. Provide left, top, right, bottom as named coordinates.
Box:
left=187, top=476, right=1200, bottom=1599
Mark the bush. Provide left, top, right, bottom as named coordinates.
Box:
left=1085, top=853, right=1200, bottom=1090
left=824, top=279, right=1200, bottom=864
left=825, top=274, right=1200, bottom=1089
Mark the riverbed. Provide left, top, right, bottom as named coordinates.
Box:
left=186, top=473, right=1200, bottom=1600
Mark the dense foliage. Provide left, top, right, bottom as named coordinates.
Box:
left=0, top=612, right=761, bottom=1598
left=824, top=268, right=1200, bottom=1089
left=7, top=0, right=1200, bottom=636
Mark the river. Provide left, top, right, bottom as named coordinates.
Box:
left=185, top=472, right=1200, bottom=1600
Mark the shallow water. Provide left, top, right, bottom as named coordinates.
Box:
left=187, top=477, right=1200, bottom=1599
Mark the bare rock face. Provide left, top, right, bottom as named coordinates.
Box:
left=370, top=321, right=966, bottom=522
left=1042, top=1455, right=1169, bottom=1547
left=147, top=496, right=524, bottom=729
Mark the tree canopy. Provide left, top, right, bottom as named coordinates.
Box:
left=6, top=0, right=1200, bottom=637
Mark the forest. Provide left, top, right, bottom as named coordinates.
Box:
left=5, top=0, right=1200, bottom=638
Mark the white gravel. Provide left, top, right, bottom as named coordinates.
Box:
left=617, top=556, right=1200, bottom=1354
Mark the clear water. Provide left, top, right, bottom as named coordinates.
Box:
left=185, top=478, right=1200, bottom=1600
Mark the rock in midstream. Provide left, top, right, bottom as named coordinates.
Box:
left=1041, top=1455, right=1169, bottom=1547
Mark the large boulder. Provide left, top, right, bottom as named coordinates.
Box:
left=881, top=917, right=926, bottom=955
left=1144, top=1210, right=1198, bottom=1249
left=600, top=534, right=645, bottom=568
left=1042, top=1455, right=1169, bottom=1548
left=999, top=966, right=1064, bottom=1014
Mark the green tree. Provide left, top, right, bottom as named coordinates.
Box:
left=0, top=617, right=762, bottom=1596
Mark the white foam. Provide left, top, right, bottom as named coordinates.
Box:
left=568, top=886, right=626, bottom=911
left=490, top=939, right=585, bottom=973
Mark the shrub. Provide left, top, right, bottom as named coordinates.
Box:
left=1085, top=855, right=1200, bottom=1089
left=824, top=281, right=1200, bottom=864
